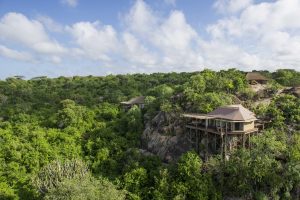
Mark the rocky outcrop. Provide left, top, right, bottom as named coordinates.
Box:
left=141, top=112, right=192, bottom=162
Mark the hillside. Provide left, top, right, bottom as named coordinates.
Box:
left=0, top=69, right=299, bottom=200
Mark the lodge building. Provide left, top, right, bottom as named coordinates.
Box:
left=246, top=72, right=269, bottom=85
left=121, top=96, right=145, bottom=110
left=183, top=104, right=260, bottom=159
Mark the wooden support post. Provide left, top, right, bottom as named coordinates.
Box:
left=224, top=122, right=227, bottom=158
left=243, top=133, right=245, bottom=148
left=196, top=130, right=199, bottom=154
left=224, top=122, right=228, bottom=161
left=248, top=132, right=251, bottom=149
left=195, top=131, right=197, bottom=147
left=196, top=119, right=198, bottom=153
left=205, top=119, right=208, bottom=160
left=214, top=133, right=217, bottom=152
left=221, top=134, right=224, bottom=158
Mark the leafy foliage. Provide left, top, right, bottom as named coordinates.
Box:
left=0, top=69, right=299, bottom=199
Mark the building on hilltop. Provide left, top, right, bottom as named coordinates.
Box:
left=121, top=96, right=145, bottom=110
left=246, top=72, right=269, bottom=85
left=182, top=104, right=261, bottom=159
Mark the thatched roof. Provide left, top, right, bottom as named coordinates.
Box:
left=121, top=96, right=145, bottom=105
left=208, top=104, right=257, bottom=121
left=246, top=72, right=269, bottom=81
left=183, top=104, right=257, bottom=122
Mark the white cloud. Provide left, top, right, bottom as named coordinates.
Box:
left=2, top=0, right=300, bottom=77
left=199, top=40, right=261, bottom=70
left=66, top=0, right=203, bottom=71
left=62, top=0, right=78, bottom=7
left=153, top=11, right=197, bottom=51
left=37, top=15, right=64, bottom=33
left=49, top=55, right=62, bottom=64
left=209, top=0, right=300, bottom=39
left=0, top=12, right=66, bottom=55
left=124, top=0, right=203, bottom=71
left=0, top=45, right=33, bottom=62
left=121, top=32, right=157, bottom=66
left=67, top=21, right=119, bottom=61
left=125, top=0, right=157, bottom=35
left=214, top=0, right=253, bottom=14
left=207, top=0, right=300, bottom=70
left=153, top=11, right=202, bottom=68
left=164, top=0, right=176, bottom=6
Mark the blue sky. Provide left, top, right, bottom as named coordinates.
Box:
left=0, top=0, right=299, bottom=79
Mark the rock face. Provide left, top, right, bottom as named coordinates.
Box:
left=141, top=112, right=192, bottom=162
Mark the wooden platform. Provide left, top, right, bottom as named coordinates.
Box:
left=186, top=125, right=258, bottom=135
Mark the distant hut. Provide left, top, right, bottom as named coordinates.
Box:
left=121, top=96, right=145, bottom=110
left=246, top=72, right=269, bottom=85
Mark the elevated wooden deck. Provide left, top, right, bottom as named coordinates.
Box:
left=186, top=125, right=258, bottom=135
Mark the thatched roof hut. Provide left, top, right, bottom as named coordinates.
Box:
left=121, top=96, right=145, bottom=105
left=246, top=72, right=269, bottom=84
left=121, top=96, right=145, bottom=110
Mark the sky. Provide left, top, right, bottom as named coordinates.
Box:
left=0, top=0, right=299, bottom=79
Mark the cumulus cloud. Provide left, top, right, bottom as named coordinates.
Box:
left=67, top=21, right=119, bottom=61
left=199, top=40, right=261, bottom=70
left=125, top=0, right=157, bottom=35
left=124, top=0, right=203, bottom=71
left=66, top=0, right=203, bottom=72
left=54, top=0, right=300, bottom=72
left=207, top=0, right=300, bottom=70
left=0, top=45, right=33, bottom=62
left=121, top=32, right=157, bottom=66
left=62, top=0, right=78, bottom=7
left=37, top=15, right=64, bottom=33
left=2, top=0, right=300, bottom=76
left=164, top=0, right=176, bottom=6
left=214, top=0, right=253, bottom=14
left=0, top=12, right=66, bottom=55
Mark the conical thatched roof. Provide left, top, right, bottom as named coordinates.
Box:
left=121, top=96, right=145, bottom=105
left=208, top=104, right=257, bottom=121
left=246, top=72, right=269, bottom=81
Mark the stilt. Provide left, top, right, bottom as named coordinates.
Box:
left=248, top=132, right=251, bottom=149
left=196, top=130, right=199, bottom=153
left=221, top=134, right=224, bottom=158
left=196, top=120, right=198, bottom=153
left=205, top=119, right=208, bottom=160
left=214, top=133, right=217, bottom=152
left=224, top=132, right=227, bottom=158
left=223, top=121, right=227, bottom=159
left=206, top=131, right=208, bottom=160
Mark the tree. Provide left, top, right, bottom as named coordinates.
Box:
left=44, top=177, right=125, bottom=200
left=33, top=159, right=89, bottom=194
left=123, top=167, right=147, bottom=197
left=172, top=152, right=217, bottom=200
left=0, top=182, right=18, bottom=200
left=33, top=159, right=125, bottom=200
left=56, top=99, right=94, bottom=129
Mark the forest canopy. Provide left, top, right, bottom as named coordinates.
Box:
left=0, top=69, right=299, bottom=200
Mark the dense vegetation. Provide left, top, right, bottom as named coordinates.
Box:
left=0, top=69, right=299, bottom=199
